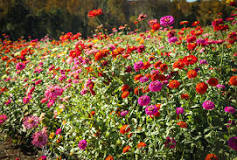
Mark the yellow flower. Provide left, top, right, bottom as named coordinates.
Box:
left=49, top=132, right=55, bottom=139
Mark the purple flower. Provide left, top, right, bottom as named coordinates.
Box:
left=228, top=137, right=237, bottom=151
left=145, top=105, right=158, bottom=115
left=168, top=36, right=178, bottom=44
left=32, top=131, right=48, bottom=148
left=0, top=114, right=7, bottom=124
left=78, top=140, right=87, bottom=150
left=176, top=107, right=184, bottom=115
left=134, top=61, right=144, bottom=71
left=149, top=81, right=162, bottom=92
left=199, top=59, right=208, bottom=65
left=224, top=106, right=236, bottom=114
left=164, top=137, right=176, bottom=149
left=120, top=110, right=129, bottom=117
left=202, top=100, right=215, bottom=110
left=140, top=76, right=149, bottom=83
left=160, top=16, right=174, bottom=27
left=138, top=95, right=151, bottom=106
left=196, top=39, right=207, bottom=46
left=23, top=115, right=40, bottom=129
left=16, top=62, right=26, bottom=70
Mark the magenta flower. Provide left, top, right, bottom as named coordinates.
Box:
left=120, top=110, right=129, bottom=117
left=202, top=100, right=215, bottom=110
left=44, top=85, right=64, bottom=100
left=23, top=115, right=40, bottom=129
left=164, top=137, right=176, bottom=149
left=176, top=107, right=184, bottom=115
left=228, top=137, right=237, bottom=151
left=38, top=155, right=47, bottom=160
left=149, top=81, right=162, bottom=92
left=138, top=95, right=151, bottom=106
left=16, top=62, right=26, bottom=70
left=224, top=106, right=236, bottom=114
left=168, top=36, right=178, bottom=44
left=78, top=140, right=87, bottom=150
left=145, top=105, right=158, bottom=116
left=56, top=128, right=62, bottom=135
left=160, top=16, right=174, bottom=27
left=140, top=76, right=149, bottom=83
left=216, top=84, right=225, bottom=89
left=32, top=131, right=48, bottom=148
left=0, top=114, right=7, bottom=124
left=23, top=95, right=32, bottom=104
left=134, top=61, right=144, bottom=71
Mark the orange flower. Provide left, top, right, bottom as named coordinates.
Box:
left=229, top=76, right=237, bottom=86
left=134, top=74, right=143, bottom=82
left=142, top=62, right=151, bottom=70
left=121, top=84, right=130, bottom=92
left=134, top=87, right=140, bottom=95
left=187, top=70, right=197, bottom=79
left=154, top=61, right=162, bottom=69
left=137, top=142, right=146, bottom=149
left=208, top=78, right=218, bottom=86
left=127, top=133, right=133, bottom=138
left=173, top=59, right=184, bottom=69
left=168, top=80, right=180, bottom=89
left=120, top=125, right=130, bottom=134
left=122, top=145, right=131, bottom=153
left=105, top=155, right=114, bottom=160
left=177, top=121, right=188, bottom=128
left=121, top=91, right=130, bottom=99
left=205, top=153, right=219, bottom=160
left=160, top=63, right=168, bottom=72
left=196, top=82, right=208, bottom=94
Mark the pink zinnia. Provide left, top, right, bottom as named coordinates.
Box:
left=32, top=131, right=48, bottom=148
left=149, top=81, right=162, bottom=92
left=23, top=115, right=40, bottom=129
left=0, top=114, right=7, bottom=124
left=16, top=62, right=26, bottom=70
left=138, top=95, right=151, bottom=106
left=56, top=128, right=62, bottom=135
left=78, top=140, right=87, bottom=150
left=145, top=105, right=158, bottom=115
left=44, top=85, right=63, bottom=100
left=224, top=106, right=236, bottom=114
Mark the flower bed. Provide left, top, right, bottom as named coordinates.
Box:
left=0, top=12, right=237, bottom=160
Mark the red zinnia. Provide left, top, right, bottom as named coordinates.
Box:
left=122, top=145, right=131, bottom=153
left=137, top=142, right=146, bottom=149
left=229, top=76, right=237, bottom=86
left=88, top=9, right=103, bottom=18
left=205, top=154, right=219, bottom=160
left=121, top=91, right=130, bottom=99
left=120, top=125, right=130, bottom=134
left=177, top=121, right=188, bottom=128
left=105, top=155, right=114, bottom=160
left=187, top=70, right=197, bottom=79
left=196, top=82, right=208, bottom=94
left=208, top=78, right=218, bottom=86
left=183, top=55, right=198, bottom=66
left=168, top=80, right=180, bottom=89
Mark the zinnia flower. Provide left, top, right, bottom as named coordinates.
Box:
left=176, top=107, right=184, bottom=115
left=78, top=140, right=87, bottom=150
left=149, top=81, right=162, bottom=92
left=134, top=61, right=144, bottom=71
left=202, top=100, right=215, bottom=110
left=145, top=105, right=158, bottom=116
left=177, top=121, right=188, bottom=128
left=164, top=137, right=176, bottom=149
left=138, top=95, right=151, bottom=106
left=205, top=154, right=219, bottom=160
left=0, top=114, right=7, bottom=124
left=88, top=9, right=103, bottom=18
left=122, top=145, right=131, bottom=153
left=32, top=131, right=48, bottom=148
left=16, top=62, right=26, bottom=70
left=196, top=82, right=208, bottom=94
left=160, top=16, right=175, bottom=27
left=208, top=78, right=218, bottom=86
left=227, top=137, right=237, bottom=151
left=23, top=115, right=40, bottom=129
left=120, top=125, right=130, bottom=134
left=168, top=80, right=180, bottom=89
left=187, top=70, right=197, bottom=79
left=224, top=106, right=236, bottom=114
left=229, top=76, right=237, bottom=86
left=120, top=110, right=129, bottom=117
left=137, top=142, right=146, bottom=149
left=105, top=155, right=114, bottom=160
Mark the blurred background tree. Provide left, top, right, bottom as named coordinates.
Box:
left=0, top=0, right=235, bottom=40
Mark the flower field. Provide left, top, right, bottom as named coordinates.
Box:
left=1, top=9, right=237, bottom=160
